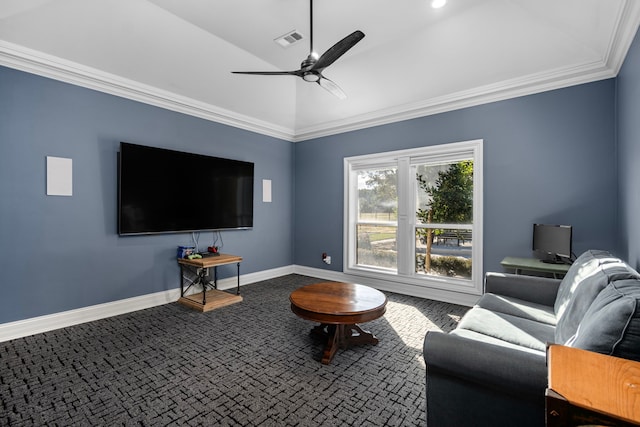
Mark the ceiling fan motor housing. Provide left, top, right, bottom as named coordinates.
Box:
left=301, top=55, right=321, bottom=82
left=231, top=0, right=364, bottom=98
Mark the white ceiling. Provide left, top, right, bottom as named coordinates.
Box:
left=1, top=0, right=639, bottom=141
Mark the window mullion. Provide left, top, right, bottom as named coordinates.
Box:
left=396, top=157, right=413, bottom=276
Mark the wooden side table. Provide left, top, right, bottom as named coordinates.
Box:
left=177, top=253, right=243, bottom=312
left=546, top=344, right=640, bottom=426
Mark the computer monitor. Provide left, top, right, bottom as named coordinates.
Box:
left=532, top=224, right=572, bottom=263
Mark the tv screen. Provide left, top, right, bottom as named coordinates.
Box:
left=532, top=223, right=572, bottom=262
left=118, top=142, right=254, bottom=235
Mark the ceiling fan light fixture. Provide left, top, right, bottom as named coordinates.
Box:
left=303, top=72, right=321, bottom=82
left=431, top=0, right=447, bottom=8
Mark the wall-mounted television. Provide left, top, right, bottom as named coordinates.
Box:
left=532, top=223, right=572, bottom=263
left=118, top=142, right=254, bottom=235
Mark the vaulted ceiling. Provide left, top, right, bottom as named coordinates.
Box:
left=1, top=0, right=639, bottom=141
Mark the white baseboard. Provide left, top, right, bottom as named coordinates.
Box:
left=293, top=265, right=480, bottom=307
left=0, top=264, right=474, bottom=343
left=0, top=288, right=182, bottom=343
left=0, top=264, right=294, bottom=343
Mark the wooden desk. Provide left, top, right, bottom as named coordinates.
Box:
left=177, top=253, right=242, bottom=312
left=290, top=282, right=387, bottom=365
left=501, top=256, right=571, bottom=278
left=546, top=344, right=640, bottom=426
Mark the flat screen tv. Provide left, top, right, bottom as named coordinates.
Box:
left=532, top=223, right=572, bottom=263
left=118, top=142, right=254, bottom=235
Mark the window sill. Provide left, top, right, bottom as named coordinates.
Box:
left=344, top=265, right=482, bottom=296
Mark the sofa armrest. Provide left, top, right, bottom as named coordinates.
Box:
left=423, top=330, right=548, bottom=396
left=485, top=272, right=561, bottom=307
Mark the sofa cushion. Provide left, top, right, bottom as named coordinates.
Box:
left=477, top=293, right=556, bottom=325
left=554, top=250, right=639, bottom=343
left=566, top=279, right=640, bottom=362
left=451, top=329, right=546, bottom=356
left=456, top=307, right=555, bottom=352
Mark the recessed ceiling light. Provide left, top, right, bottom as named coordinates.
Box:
left=431, top=0, right=447, bottom=8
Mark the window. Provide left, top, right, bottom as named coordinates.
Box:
left=344, top=140, right=483, bottom=295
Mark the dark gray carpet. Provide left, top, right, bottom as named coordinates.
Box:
left=0, top=274, right=468, bottom=426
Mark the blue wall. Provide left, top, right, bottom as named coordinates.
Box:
left=294, top=80, right=618, bottom=274
left=0, top=66, right=294, bottom=323
left=617, top=29, right=640, bottom=270
left=2, top=46, right=635, bottom=324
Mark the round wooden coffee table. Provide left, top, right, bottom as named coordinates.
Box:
left=290, top=282, right=387, bottom=364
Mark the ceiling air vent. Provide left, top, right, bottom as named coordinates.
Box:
left=274, top=30, right=304, bottom=48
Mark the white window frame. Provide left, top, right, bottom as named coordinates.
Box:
left=344, top=139, right=483, bottom=296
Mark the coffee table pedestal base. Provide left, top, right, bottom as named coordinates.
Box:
left=311, top=323, right=379, bottom=365
left=289, top=282, right=387, bottom=365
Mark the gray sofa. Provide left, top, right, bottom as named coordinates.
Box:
left=423, top=249, right=640, bottom=427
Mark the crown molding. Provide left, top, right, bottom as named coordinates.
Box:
left=292, top=59, right=617, bottom=142
left=0, top=40, right=297, bottom=142
left=2, top=0, right=639, bottom=145
left=606, top=0, right=640, bottom=74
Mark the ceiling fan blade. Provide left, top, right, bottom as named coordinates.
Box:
left=317, top=76, right=347, bottom=100
left=232, top=70, right=302, bottom=76
left=312, top=30, right=365, bottom=71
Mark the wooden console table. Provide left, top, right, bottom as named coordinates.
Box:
left=546, top=344, right=640, bottom=426
left=501, top=256, right=571, bottom=278
left=177, top=253, right=243, bottom=312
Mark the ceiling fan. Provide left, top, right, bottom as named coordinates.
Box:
left=231, top=0, right=365, bottom=99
